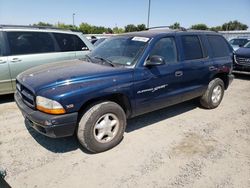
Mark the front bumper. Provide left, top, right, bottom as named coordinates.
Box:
left=233, top=64, right=250, bottom=72
left=15, top=92, right=78, bottom=138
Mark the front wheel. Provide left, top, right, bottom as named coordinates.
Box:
left=200, top=78, right=225, bottom=109
left=77, top=101, right=126, bottom=153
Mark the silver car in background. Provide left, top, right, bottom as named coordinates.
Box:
left=0, top=25, right=93, bottom=95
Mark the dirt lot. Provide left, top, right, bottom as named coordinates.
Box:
left=0, top=74, right=250, bottom=188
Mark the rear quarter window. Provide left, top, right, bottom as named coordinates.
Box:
left=53, top=33, right=87, bottom=52
left=207, top=35, right=230, bottom=58
left=181, top=35, right=204, bottom=60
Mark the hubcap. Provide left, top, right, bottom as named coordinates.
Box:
left=93, top=113, right=120, bottom=143
left=211, top=85, right=222, bottom=104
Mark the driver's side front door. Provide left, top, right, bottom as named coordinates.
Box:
left=134, top=37, right=184, bottom=116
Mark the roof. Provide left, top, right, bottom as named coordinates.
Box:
left=120, top=28, right=218, bottom=38
left=0, top=25, right=80, bottom=34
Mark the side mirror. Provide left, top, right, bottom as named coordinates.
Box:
left=82, top=47, right=89, bottom=51
left=145, top=55, right=165, bottom=66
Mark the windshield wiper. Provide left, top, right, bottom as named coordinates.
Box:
left=94, top=56, right=115, bottom=67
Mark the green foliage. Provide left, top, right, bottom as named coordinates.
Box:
left=221, top=20, right=248, bottom=31
left=169, top=22, right=181, bottom=29
left=210, top=26, right=222, bottom=32
left=124, top=24, right=138, bottom=32
left=137, top=24, right=146, bottom=31
left=112, top=27, right=125, bottom=34
left=55, top=22, right=76, bottom=30
left=31, top=20, right=248, bottom=34
left=124, top=24, right=146, bottom=32
left=33, top=22, right=53, bottom=27
left=191, top=24, right=209, bottom=30
left=78, top=23, right=113, bottom=34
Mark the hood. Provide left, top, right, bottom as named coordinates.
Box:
left=235, top=47, right=250, bottom=58
left=17, top=60, right=131, bottom=93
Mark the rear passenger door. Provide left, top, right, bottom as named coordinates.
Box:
left=5, top=31, right=65, bottom=89
left=179, top=35, right=210, bottom=101
left=206, top=35, right=232, bottom=76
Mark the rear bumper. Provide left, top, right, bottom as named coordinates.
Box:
left=15, top=92, right=78, bottom=138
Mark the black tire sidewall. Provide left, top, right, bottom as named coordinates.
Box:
left=207, top=79, right=225, bottom=108
left=78, top=102, right=126, bottom=153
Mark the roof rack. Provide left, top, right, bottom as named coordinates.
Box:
left=0, top=25, right=78, bottom=32
left=147, top=26, right=187, bottom=31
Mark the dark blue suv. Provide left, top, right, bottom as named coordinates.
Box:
left=15, top=28, right=234, bottom=153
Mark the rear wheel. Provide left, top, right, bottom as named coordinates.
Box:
left=200, top=78, right=225, bottom=109
left=77, top=101, right=126, bottom=153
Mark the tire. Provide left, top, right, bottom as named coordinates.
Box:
left=200, top=78, right=225, bottom=109
left=77, top=101, right=126, bottom=153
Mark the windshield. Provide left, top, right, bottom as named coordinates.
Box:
left=229, top=39, right=249, bottom=46
left=244, top=41, right=250, bottom=48
left=88, top=36, right=149, bottom=66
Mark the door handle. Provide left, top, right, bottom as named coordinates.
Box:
left=209, top=66, right=217, bottom=71
left=0, top=59, right=7, bottom=64
left=11, top=58, right=22, bottom=63
left=175, top=71, right=183, bottom=77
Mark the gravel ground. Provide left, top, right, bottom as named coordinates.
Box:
left=0, top=74, right=250, bottom=188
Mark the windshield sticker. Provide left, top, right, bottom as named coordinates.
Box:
left=132, top=37, right=149, bottom=42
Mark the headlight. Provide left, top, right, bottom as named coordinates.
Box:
left=36, top=96, right=66, bottom=114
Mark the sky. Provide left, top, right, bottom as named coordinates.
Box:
left=0, top=0, right=250, bottom=29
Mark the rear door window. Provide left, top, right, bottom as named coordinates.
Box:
left=53, top=33, right=87, bottom=52
left=181, top=35, right=204, bottom=60
left=207, top=35, right=230, bottom=57
left=6, top=31, right=55, bottom=55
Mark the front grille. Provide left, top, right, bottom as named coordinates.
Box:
left=16, top=81, right=35, bottom=108
left=236, top=56, right=250, bottom=66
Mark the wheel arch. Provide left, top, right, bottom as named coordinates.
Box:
left=78, top=93, right=132, bottom=120
left=212, top=72, right=230, bottom=90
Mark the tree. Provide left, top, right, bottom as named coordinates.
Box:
left=222, top=20, right=248, bottom=31
left=78, top=22, right=92, bottom=33
left=190, top=24, right=208, bottom=30
left=137, top=24, right=146, bottom=31
left=210, top=26, right=222, bottom=32
left=55, top=22, right=76, bottom=30
left=124, top=24, right=138, bottom=32
left=33, top=22, right=53, bottom=27
left=169, top=22, right=181, bottom=29
left=113, top=27, right=124, bottom=34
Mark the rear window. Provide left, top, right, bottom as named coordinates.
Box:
left=181, top=35, right=203, bottom=60
left=229, top=39, right=249, bottom=46
left=6, top=31, right=55, bottom=55
left=207, top=35, right=230, bottom=58
left=53, top=33, right=87, bottom=52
